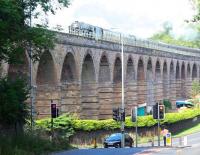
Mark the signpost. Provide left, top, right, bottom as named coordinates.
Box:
left=166, top=133, right=172, bottom=146
left=131, top=107, right=138, bottom=147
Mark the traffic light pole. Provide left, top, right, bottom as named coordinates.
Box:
left=158, top=104, right=160, bottom=146
left=51, top=117, right=54, bottom=140
left=136, top=119, right=138, bottom=147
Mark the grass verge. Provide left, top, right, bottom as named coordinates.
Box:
left=173, top=122, right=200, bottom=137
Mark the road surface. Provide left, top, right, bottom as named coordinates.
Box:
left=53, top=132, right=200, bottom=155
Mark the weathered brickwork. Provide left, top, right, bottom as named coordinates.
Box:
left=2, top=32, right=200, bottom=119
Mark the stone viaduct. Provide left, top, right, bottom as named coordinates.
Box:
left=1, top=32, right=200, bottom=119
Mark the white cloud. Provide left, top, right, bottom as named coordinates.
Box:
left=45, top=0, right=195, bottom=38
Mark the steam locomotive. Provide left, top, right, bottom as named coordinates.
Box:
left=68, top=21, right=136, bottom=44
left=68, top=21, right=200, bottom=54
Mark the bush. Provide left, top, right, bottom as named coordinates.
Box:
left=36, top=114, right=75, bottom=139
left=0, top=132, right=72, bottom=155
left=36, top=109, right=200, bottom=133
left=0, top=77, right=29, bottom=133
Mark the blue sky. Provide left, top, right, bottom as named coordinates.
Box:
left=46, top=0, right=195, bottom=38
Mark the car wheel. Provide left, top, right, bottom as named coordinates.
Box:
left=114, top=144, right=118, bottom=148
left=104, top=145, right=108, bottom=148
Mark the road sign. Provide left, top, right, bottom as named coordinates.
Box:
left=131, top=107, right=137, bottom=122
left=166, top=133, right=172, bottom=146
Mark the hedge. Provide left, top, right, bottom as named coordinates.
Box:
left=36, top=109, right=200, bottom=132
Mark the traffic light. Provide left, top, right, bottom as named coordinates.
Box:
left=121, top=111, right=125, bottom=122
left=51, top=103, right=57, bottom=118
left=153, top=103, right=165, bottom=119
left=112, top=108, right=119, bottom=121
left=159, top=104, right=165, bottom=119
left=153, top=103, right=158, bottom=119
left=131, top=107, right=137, bottom=122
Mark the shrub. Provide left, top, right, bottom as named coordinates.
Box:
left=36, top=109, right=200, bottom=133
left=0, top=77, right=29, bottom=133
left=36, top=114, right=75, bottom=139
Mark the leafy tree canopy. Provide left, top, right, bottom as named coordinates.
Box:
left=0, top=0, right=70, bottom=64
left=150, top=22, right=200, bottom=48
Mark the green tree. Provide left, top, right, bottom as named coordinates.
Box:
left=150, top=22, right=198, bottom=48
left=0, top=77, right=29, bottom=133
left=0, top=0, right=70, bottom=64
left=0, top=0, right=70, bottom=133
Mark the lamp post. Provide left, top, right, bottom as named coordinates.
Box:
left=120, top=33, right=125, bottom=148
left=110, top=28, right=125, bottom=148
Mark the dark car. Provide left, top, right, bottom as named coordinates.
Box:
left=103, top=133, right=134, bottom=148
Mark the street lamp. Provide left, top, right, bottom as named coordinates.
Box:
left=110, top=28, right=125, bottom=148
left=120, top=33, right=125, bottom=148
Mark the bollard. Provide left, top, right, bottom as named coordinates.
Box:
left=151, top=137, right=154, bottom=147
left=183, top=136, right=187, bottom=146
left=179, top=137, right=182, bottom=147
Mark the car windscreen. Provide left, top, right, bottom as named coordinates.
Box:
left=107, top=134, right=121, bottom=141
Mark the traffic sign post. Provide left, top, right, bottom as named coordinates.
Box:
left=166, top=132, right=172, bottom=146
left=131, top=107, right=138, bottom=147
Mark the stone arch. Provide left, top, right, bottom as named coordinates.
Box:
left=181, top=62, right=186, bottom=80
left=163, top=61, right=168, bottom=99
left=113, top=57, right=122, bottom=83
left=155, top=60, right=161, bottom=79
left=181, top=62, right=186, bottom=98
left=169, top=60, right=176, bottom=103
left=8, top=52, right=29, bottom=80
left=176, top=61, right=181, bottom=99
left=155, top=60, right=162, bottom=102
left=81, top=54, right=96, bottom=83
left=126, top=56, right=135, bottom=82
left=146, top=57, right=154, bottom=106
left=192, top=63, right=197, bottom=80
left=137, top=57, right=146, bottom=104
left=98, top=53, right=112, bottom=119
left=36, top=51, right=57, bottom=85
left=81, top=53, right=98, bottom=119
left=185, top=63, right=192, bottom=98
left=137, top=58, right=145, bottom=81
left=61, top=52, right=77, bottom=83
left=99, top=54, right=111, bottom=83
left=187, top=63, right=191, bottom=79
left=176, top=61, right=180, bottom=79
